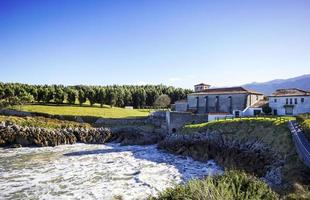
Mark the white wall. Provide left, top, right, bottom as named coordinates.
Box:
left=269, top=96, right=310, bottom=115
left=208, top=114, right=234, bottom=121
left=242, top=107, right=262, bottom=116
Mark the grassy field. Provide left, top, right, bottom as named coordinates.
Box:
left=11, top=104, right=152, bottom=118
left=0, top=115, right=90, bottom=129
left=182, top=117, right=295, bottom=155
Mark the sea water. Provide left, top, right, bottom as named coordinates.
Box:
left=0, top=143, right=222, bottom=200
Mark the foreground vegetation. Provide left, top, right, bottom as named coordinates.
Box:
left=180, top=117, right=310, bottom=199
left=11, top=104, right=151, bottom=119
left=182, top=117, right=295, bottom=154
left=151, top=170, right=279, bottom=200
left=297, top=114, right=310, bottom=140
left=0, top=115, right=90, bottom=129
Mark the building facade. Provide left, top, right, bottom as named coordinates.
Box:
left=269, top=88, right=310, bottom=116
left=176, top=85, right=264, bottom=116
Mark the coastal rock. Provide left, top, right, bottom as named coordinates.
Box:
left=109, top=127, right=164, bottom=145
left=158, top=132, right=284, bottom=183
left=0, top=122, right=112, bottom=147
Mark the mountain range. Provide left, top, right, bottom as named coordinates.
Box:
left=242, top=74, right=310, bottom=95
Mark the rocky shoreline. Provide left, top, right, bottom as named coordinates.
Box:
left=0, top=121, right=165, bottom=148
left=0, top=120, right=285, bottom=186
left=158, top=132, right=284, bottom=186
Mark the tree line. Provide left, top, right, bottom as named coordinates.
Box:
left=0, top=83, right=192, bottom=108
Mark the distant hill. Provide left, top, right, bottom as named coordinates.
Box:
left=242, top=74, right=310, bottom=95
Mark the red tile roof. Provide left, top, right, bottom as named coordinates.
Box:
left=194, top=83, right=211, bottom=86
left=270, top=88, right=310, bottom=97
left=191, top=87, right=263, bottom=95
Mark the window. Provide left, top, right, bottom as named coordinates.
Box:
left=301, top=98, right=305, bottom=103
left=286, top=98, right=288, bottom=104
left=256, top=95, right=259, bottom=100
left=290, top=98, right=292, bottom=104
left=274, top=99, right=277, bottom=103
left=295, top=98, right=298, bottom=104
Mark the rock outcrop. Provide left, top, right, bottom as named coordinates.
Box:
left=109, top=127, right=164, bottom=145
left=0, top=121, right=111, bottom=147
left=158, top=132, right=284, bottom=185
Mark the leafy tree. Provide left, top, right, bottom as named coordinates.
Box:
left=154, top=94, right=171, bottom=108
left=262, top=105, right=272, bottom=115
left=78, top=89, right=86, bottom=106
left=97, top=88, right=106, bottom=107
left=86, top=88, right=96, bottom=106
left=67, top=89, right=77, bottom=104
left=42, top=87, right=54, bottom=103
left=123, top=89, right=132, bottom=106
left=106, top=88, right=117, bottom=107
left=54, top=88, right=65, bottom=104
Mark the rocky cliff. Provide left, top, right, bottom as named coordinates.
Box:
left=159, top=132, right=284, bottom=186
left=0, top=121, right=111, bottom=147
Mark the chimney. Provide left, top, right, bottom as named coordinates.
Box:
left=194, top=83, right=211, bottom=92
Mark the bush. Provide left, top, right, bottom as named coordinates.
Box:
left=262, top=105, right=272, bottom=115
left=150, top=171, right=279, bottom=200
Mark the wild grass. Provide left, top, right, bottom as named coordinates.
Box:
left=181, top=117, right=310, bottom=196
left=11, top=104, right=152, bottom=119
left=150, top=170, right=279, bottom=200
left=0, top=115, right=90, bottom=129
left=182, top=117, right=294, bottom=155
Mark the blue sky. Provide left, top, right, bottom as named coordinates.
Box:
left=0, top=0, right=309, bottom=88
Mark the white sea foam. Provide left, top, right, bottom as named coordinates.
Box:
left=0, top=143, right=222, bottom=200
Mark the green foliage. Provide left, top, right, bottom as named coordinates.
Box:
left=96, top=88, right=106, bottom=107
left=296, top=114, right=310, bottom=140
left=0, top=115, right=90, bottom=129
left=262, top=104, right=272, bottom=115
left=182, top=117, right=294, bottom=155
left=78, top=89, right=86, bottom=106
left=54, top=87, right=65, bottom=104
left=0, top=82, right=192, bottom=108
left=67, top=89, right=77, bottom=104
left=154, top=94, right=171, bottom=108
left=86, top=88, right=96, bottom=106
left=151, top=171, right=279, bottom=200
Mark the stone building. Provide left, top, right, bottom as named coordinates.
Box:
left=176, top=85, right=264, bottom=117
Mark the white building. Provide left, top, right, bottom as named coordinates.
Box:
left=269, top=88, right=310, bottom=116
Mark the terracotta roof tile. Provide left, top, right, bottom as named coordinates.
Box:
left=270, top=88, right=310, bottom=97
left=191, top=87, right=263, bottom=95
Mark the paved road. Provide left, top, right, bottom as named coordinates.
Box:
left=288, top=120, right=310, bottom=168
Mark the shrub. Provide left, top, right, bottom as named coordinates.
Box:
left=150, top=171, right=279, bottom=200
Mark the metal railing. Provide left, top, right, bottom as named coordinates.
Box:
left=288, top=120, right=310, bottom=168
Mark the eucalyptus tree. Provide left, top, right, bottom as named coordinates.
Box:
left=78, top=89, right=86, bottom=106
left=67, top=88, right=77, bottom=104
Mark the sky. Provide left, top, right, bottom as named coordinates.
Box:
left=0, top=0, right=309, bottom=89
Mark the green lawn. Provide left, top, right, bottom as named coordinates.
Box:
left=11, top=104, right=152, bottom=118
left=182, top=117, right=295, bottom=155
left=0, top=115, right=90, bottom=129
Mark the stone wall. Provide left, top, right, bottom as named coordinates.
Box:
left=188, top=93, right=249, bottom=114
left=166, top=111, right=208, bottom=133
